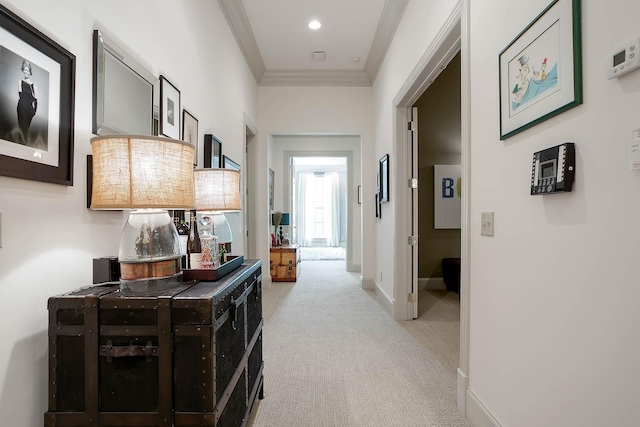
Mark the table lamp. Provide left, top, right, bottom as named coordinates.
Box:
left=194, top=168, right=241, bottom=267
left=90, top=135, right=195, bottom=294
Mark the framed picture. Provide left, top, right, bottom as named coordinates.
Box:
left=499, top=0, right=582, bottom=140
left=0, top=4, right=75, bottom=185
left=379, top=154, right=389, bottom=203
left=434, top=165, right=461, bottom=229
left=159, top=75, right=180, bottom=139
left=269, top=168, right=274, bottom=212
left=375, top=193, right=381, bottom=219
left=92, top=30, right=155, bottom=136
left=203, top=134, right=221, bottom=168
left=223, top=155, right=240, bottom=171
left=182, top=109, right=198, bottom=166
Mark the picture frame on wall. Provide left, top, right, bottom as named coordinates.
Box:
left=269, top=168, right=274, bottom=212
left=203, top=134, right=221, bottom=168
left=223, top=155, right=240, bottom=171
left=0, top=4, right=76, bottom=185
left=379, top=154, right=389, bottom=203
left=499, top=0, right=582, bottom=140
left=92, top=30, right=155, bottom=136
left=159, top=75, right=180, bottom=139
left=182, top=109, right=198, bottom=166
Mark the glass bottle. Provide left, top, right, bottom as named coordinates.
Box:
left=187, top=210, right=202, bottom=269
left=174, top=210, right=189, bottom=269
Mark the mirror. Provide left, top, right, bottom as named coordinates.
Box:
left=92, top=30, right=156, bottom=135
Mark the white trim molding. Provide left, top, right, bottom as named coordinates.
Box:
left=218, top=0, right=408, bottom=87
left=374, top=280, right=394, bottom=314
left=466, top=389, right=503, bottom=427
left=217, top=0, right=266, bottom=83
left=260, top=70, right=371, bottom=87
left=364, top=0, right=410, bottom=83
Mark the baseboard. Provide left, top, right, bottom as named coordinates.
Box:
left=457, top=368, right=468, bottom=414
left=374, top=281, right=394, bottom=315
left=466, top=388, right=502, bottom=427
left=361, top=277, right=375, bottom=290
left=419, top=277, right=446, bottom=290
left=346, top=261, right=361, bottom=273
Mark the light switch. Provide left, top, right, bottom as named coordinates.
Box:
left=481, top=211, right=494, bottom=236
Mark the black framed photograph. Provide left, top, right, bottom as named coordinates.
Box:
left=379, top=154, right=389, bottom=203
left=182, top=109, right=198, bottom=166
left=375, top=193, right=381, bottom=219
left=203, top=134, right=221, bottom=168
left=0, top=4, right=75, bottom=185
left=159, top=75, right=180, bottom=139
left=223, top=155, right=240, bottom=171
left=499, top=0, right=582, bottom=140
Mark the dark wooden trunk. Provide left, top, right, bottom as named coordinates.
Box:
left=44, top=260, right=263, bottom=427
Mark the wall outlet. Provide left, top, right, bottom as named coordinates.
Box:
left=481, top=211, right=494, bottom=236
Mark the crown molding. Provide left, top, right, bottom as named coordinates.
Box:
left=217, top=0, right=266, bottom=83
left=260, top=70, right=371, bottom=87
left=218, top=0, right=407, bottom=87
left=364, top=0, right=409, bottom=84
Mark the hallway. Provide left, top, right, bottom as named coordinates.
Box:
left=249, top=261, right=470, bottom=426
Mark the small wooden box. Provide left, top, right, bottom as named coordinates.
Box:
left=269, top=245, right=300, bottom=282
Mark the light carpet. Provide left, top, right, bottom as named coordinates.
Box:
left=248, top=260, right=470, bottom=427
left=299, top=246, right=346, bottom=261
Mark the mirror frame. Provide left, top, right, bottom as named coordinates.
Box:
left=92, top=30, right=156, bottom=135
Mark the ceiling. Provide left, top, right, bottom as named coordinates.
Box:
left=217, top=0, right=409, bottom=86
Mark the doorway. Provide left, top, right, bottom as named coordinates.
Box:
left=290, top=156, right=347, bottom=262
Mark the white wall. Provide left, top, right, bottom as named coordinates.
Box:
left=466, top=0, right=640, bottom=426
left=258, top=86, right=374, bottom=283
left=372, top=0, right=460, bottom=311
left=0, top=1, right=257, bottom=425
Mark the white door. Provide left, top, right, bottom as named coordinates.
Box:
left=410, top=106, right=419, bottom=319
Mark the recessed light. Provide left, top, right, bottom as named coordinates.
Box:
left=352, top=57, right=361, bottom=62
left=308, top=20, right=321, bottom=30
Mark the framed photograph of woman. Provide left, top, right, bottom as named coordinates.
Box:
left=0, top=4, right=75, bottom=185
left=159, top=75, right=180, bottom=140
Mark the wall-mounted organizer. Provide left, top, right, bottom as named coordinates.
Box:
left=530, top=143, right=575, bottom=195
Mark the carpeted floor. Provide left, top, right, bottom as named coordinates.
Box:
left=299, top=246, right=346, bottom=260
left=248, top=260, right=470, bottom=427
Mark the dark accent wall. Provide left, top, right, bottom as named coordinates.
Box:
left=414, top=52, right=461, bottom=279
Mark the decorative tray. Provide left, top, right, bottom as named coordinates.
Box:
left=182, top=255, right=244, bottom=281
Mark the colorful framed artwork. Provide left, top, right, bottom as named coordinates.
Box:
left=203, top=134, right=221, bottom=168
left=182, top=109, right=198, bottom=166
left=159, top=75, right=180, bottom=139
left=499, top=0, right=582, bottom=140
left=0, top=4, right=75, bottom=185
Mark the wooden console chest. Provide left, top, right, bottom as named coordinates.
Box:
left=269, top=245, right=300, bottom=282
left=44, top=260, right=263, bottom=427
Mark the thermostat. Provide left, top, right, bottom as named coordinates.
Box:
left=607, top=38, right=640, bottom=79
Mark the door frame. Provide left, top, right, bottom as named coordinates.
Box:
left=392, top=1, right=470, bottom=414
left=282, top=150, right=357, bottom=272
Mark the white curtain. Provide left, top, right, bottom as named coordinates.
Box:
left=295, top=171, right=309, bottom=246
left=296, top=171, right=341, bottom=247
